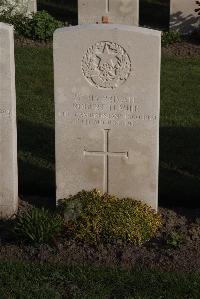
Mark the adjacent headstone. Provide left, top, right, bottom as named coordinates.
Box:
left=54, top=24, right=161, bottom=211
left=27, top=0, right=37, bottom=14
left=170, top=0, right=199, bottom=33
left=78, top=0, right=139, bottom=26
left=0, top=23, right=18, bottom=218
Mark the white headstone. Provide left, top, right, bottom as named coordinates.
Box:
left=78, top=0, right=139, bottom=26
left=0, top=23, right=18, bottom=218
left=27, top=0, right=37, bottom=14
left=170, top=0, right=199, bottom=33
left=54, top=24, right=161, bottom=211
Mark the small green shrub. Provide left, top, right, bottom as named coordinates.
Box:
left=166, top=230, right=185, bottom=248
left=15, top=208, right=64, bottom=244
left=58, top=190, right=162, bottom=246
left=27, top=11, right=64, bottom=40
left=162, top=31, right=182, bottom=46
left=0, top=10, right=64, bottom=40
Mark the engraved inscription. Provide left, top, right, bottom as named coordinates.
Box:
left=57, top=93, right=158, bottom=128
left=0, top=109, right=11, bottom=117
left=84, top=129, right=128, bottom=193
left=82, top=41, right=131, bottom=89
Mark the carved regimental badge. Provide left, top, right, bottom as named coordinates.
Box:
left=82, top=41, right=131, bottom=89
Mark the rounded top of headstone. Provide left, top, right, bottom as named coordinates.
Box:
left=0, top=22, right=14, bottom=31
left=54, top=24, right=161, bottom=38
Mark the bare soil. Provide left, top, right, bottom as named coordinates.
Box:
left=0, top=199, right=199, bottom=272
left=14, top=36, right=53, bottom=48
left=162, top=41, right=200, bottom=57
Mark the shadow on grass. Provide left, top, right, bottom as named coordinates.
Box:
left=17, top=119, right=55, bottom=199
left=17, top=120, right=200, bottom=208
left=159, top=127, right=200, bottom=208
left=170, top=11, right=199, bottom=34
left=139, top=0, right=170, bottom=30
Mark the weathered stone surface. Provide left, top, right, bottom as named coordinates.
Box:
left=170, top=0, right=199, bottom=33
left=78, top=0, right=139, bottom=25
left=54, top=24, right=161, bottom=210
left=0, top=23, right=18, bottom=218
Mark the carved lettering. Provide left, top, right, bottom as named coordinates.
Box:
left=0, top=109, right=11, bottom=117
left=57, top=93, right=158, bottom=128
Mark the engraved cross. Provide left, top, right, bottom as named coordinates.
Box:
left=106, top=0, right=110, bottom=13
left=83, top=129, right=128, bottom=193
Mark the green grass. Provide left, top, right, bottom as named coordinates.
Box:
left=15, top=46, right=200, bottom=206
left=15, top=47, right=55, bottom=196
left=160, top=56, right=200, bottom=206
left=0, top=261, right=199, bottom=298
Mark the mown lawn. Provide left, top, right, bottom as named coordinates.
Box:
left=0, top=261, right=200, bottom=298
left=15, top=46, right=200, bottom=207
left=160, top=55, right=200, bottom=206
left=16, top=47, right=55, bottom=197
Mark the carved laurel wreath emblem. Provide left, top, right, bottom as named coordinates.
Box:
left=82, top=41, right=131, bottom=89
